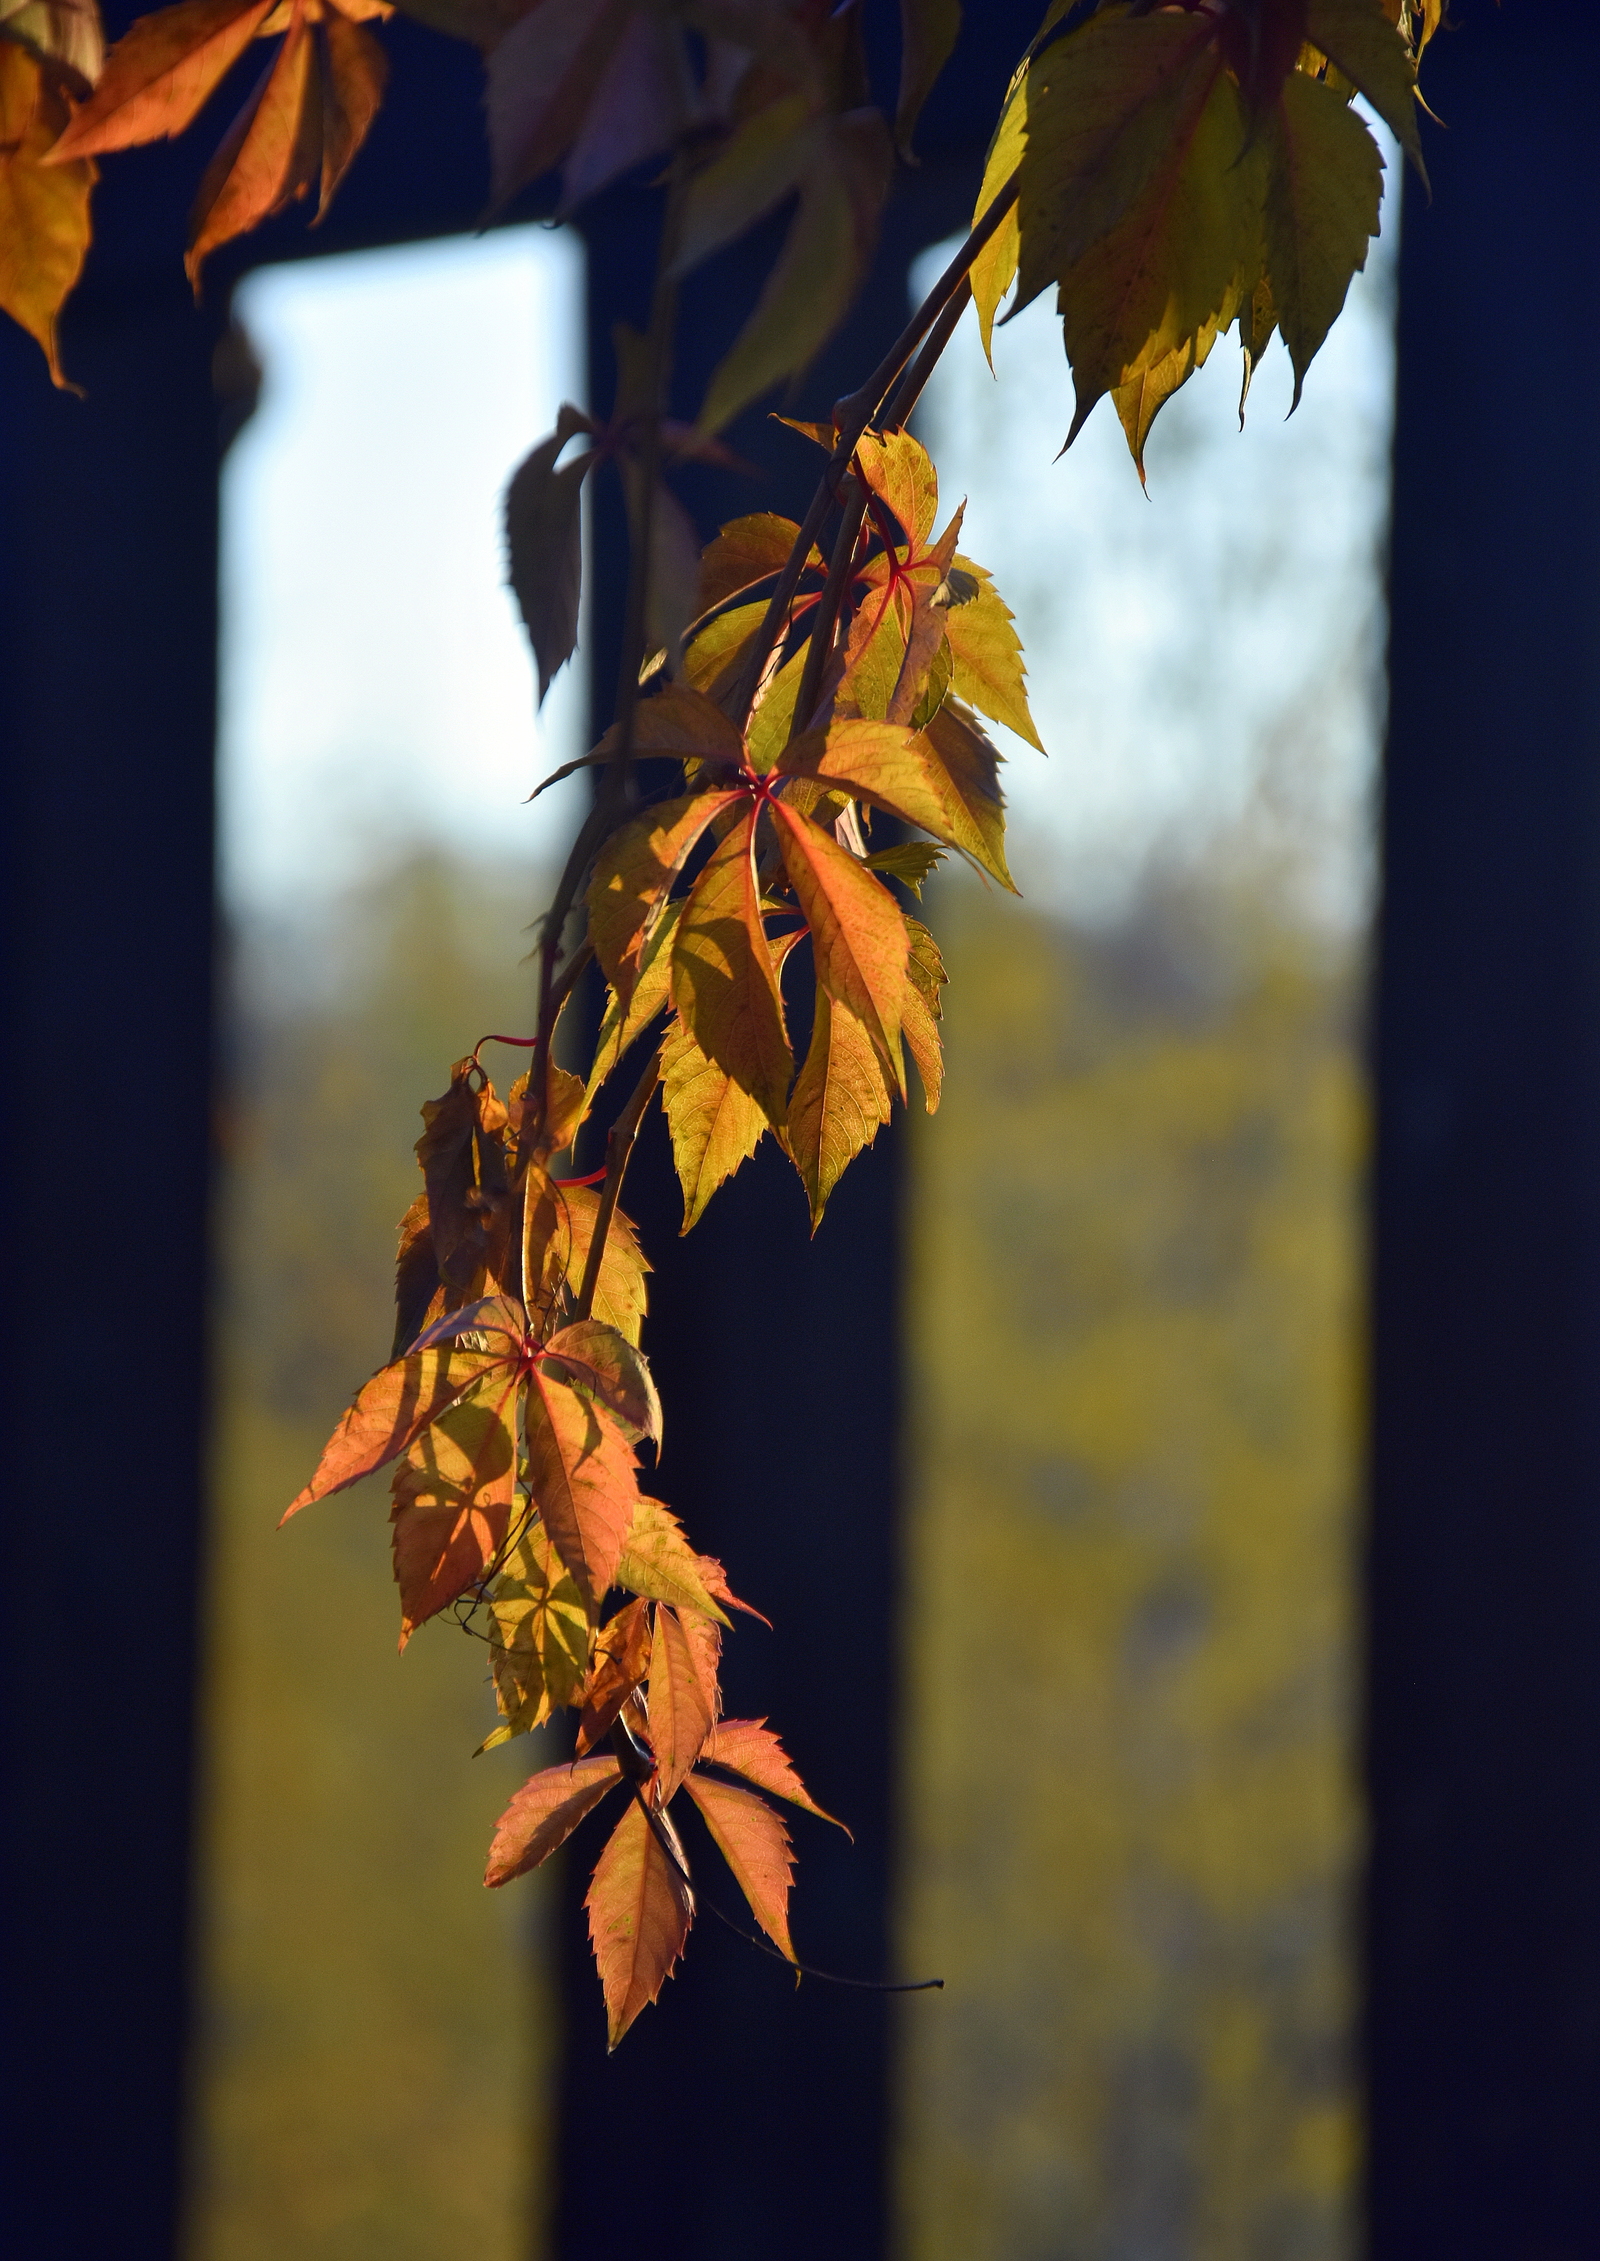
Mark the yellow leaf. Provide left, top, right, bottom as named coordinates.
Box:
left=586, top=787, right=741, bottom=1004
left=616, top=1497, right=732, bottom=1626
left=671, top=805, right=793, bottom=1128
left=585, top=899, right=683, bottom=1106
left=854, top=427, right=940, bottom=548
left=942, top=556, right=1042, bottom=752
left=970, top=65, right=1025, bottom=365
left=556, top=1182, right=649, bottom=1344
left=772, top=800, right=908, bottom=1091
left=481, top=1517, right=593, bottom=1747
left=0, top=44, right=93, bottom=385
left=658, top=1009, right=769, bottom=1231
left=903, top=914, right=947, bottom=1113
left=785, top=983, right=892, bottom=1230
left=1305, top=0, right=1425, bottom=180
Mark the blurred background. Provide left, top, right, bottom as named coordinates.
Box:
left=190, top=166, right=1395, bottom=2259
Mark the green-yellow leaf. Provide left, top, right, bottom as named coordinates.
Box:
left=903, top=914, right=947, bottom=1113
left=659, top=1008, right=769, bottom=1231
left=481, top=1518, right=593, bottom=1748
left=942, top=556, right=1042, bottom=751
left=585, top=899, right=683, bottom=1106
left=1263, top=66, right=1383, bottom=407
left=616, top=1496, right=732, bottom=1626
left=1306, top=0, right=1425, bottom=180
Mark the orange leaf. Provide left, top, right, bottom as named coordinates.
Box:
left=671, top=804, right=793, bottom=1128
left=779, top=716, right=1011, bottom=889
left=785, top=983, right=892, bottom=1231
left=48, top=0, right=275, bottom=160
left=314, top=8, right=385, bottom=218
left=185, top=13, right=320, bottom=286
left=283, top=1341, right=500, bottom=1520
left=696, top=513, right=808, bottom=615
left=388, top=1374, right=519, bottom=1643
left=542, top=1319, right=662, bottom=1446
left=682, top=1772, right=796, bottom=1961
left=853, top=426, right=939, bottom=549
left=586, top=788, right=741, bottom=1006
left=704, top=1718, right=848, bottom=1833
left=772, top=800, right=907, bottom=1089
left=0, top=45, right=94, bottom=388
left=575, top=1596, right=652, bottom=1754
left=676, top=1602, right=723, bottom=1726
left=524, top=1364, right=639, bottom=1609
left=485, top=1752, right=621, bottom=1887
left=646, top=1602, right=714, bottom=1801
left=585, top=1794, right=694, bottom=2048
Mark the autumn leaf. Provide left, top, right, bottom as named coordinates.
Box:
left=541, top=1318, right=663, bottom=1447
left=647, top=1600, right=714, bottom=1800
left=970, top=62, right=1025, bottom=364
left=671, top=805, right=793, bottom=1128
left=615, top=1497, right=731, bottom=1626
left=785, top=983, right=891, bottom=1232
left=585, top=901, right=683, bottom=1106
left=523, top=1362, right=639, bottom=1608
left=772, top=800, right=907, bottom=1089
left=414, top=1058, right=514, bottom=1294
left=484, top=0, right=686, bottom=217
left=574, top=1594, right=651, bottom=1754
left=1261, top=65, right=1383, bottom=406
left=863, top=842, right=946, bottom=897
left=585, top=1793, right=693, bottom=2048
left=696, top=512, right=810, bottom=617
left=854, top=427, right=939, bottom=550
left=918, top=698, right=1015, bottom=889
left=481, top=1517, right=592, bottom=1746
left=556, top=1182, right=649, bottom=1344
left=658, top=1008, right=769, bottom=1232
left=185, top=12, right=322, bottom=283
left=0, top=0, right=105, bottom=90
left=283, top=1339, right=498, bottom=1519
left=696, top=106, right=890, bottom=438
left=1306, top=0, right=1424, bottom=178
left=777, top=716, right=1015, bottom=891
left=48, top=0, right=276, bottom=159
left=485, top=1751, right=622, bottom=1887
left=0, top=42, right=93, bottom=385
left=587, top=787, right=741, bottom=1006
left=682, top=1770, right=796, bottom=1961
left=505, top=402, right=597, bottom=703
left=389, top=1375, right=519, bottom=1643
left=669, top=88, right=820, bottom=279
left=942, top=558, right=1041, bottom=752
left=703, top=1717, right=847, bottom=1832
left=392, top=1190, right=438, bottom=1358
left=902, top=913, right=947, bottom=1113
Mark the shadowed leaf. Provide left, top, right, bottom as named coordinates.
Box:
left=895, top=0, right=959, bottom=159
left=902, top=914, right=947, bottom=1112
left=389, top=1376, right=519, bottom=1643
left=1262, top=66, right=1382, bottom=406
left=283, top=1341, right=499, bottom=1518
left=481, top=1518, right=592, bottom=1746
left=505, top=404, right=596, bottom=702
left=587, top=787, right=741, bottom=1006
left=575, top=1596, right=651, bottom=1754
left=0, top=44, right=93, bottom=384
left=543, top=1319, right=662, bottom=1446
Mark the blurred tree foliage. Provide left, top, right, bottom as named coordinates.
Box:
left=898, top=878, right=1362, bottom=2261
left=191, top=857, right=557, bottom=2261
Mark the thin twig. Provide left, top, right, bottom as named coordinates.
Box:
left=792, top=473, right=869, bottom=735
left=573, top=1049, right=661, bottom=1322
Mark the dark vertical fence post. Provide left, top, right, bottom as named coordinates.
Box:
left=1368, top=3, right=1600, bottom=2250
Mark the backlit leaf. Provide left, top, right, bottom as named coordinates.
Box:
left=0, top=0, right=104, bottom=91
left=658, top=1008, right=768, bottom=1230
left=1306, top=0, right=1423, bottom=178
left=185, top=14, right=321, bottom=285
left=587, top=787, right=742, bottom=1006
left=0, top=44, right=93, bottom=385
left=903, top=914, right=947, bottom=1113
left=682, top=1771, right=796, bottom=1960
left=854, top=426, right=939, bottom=549
left=315, top=8, right=385, bottom=216
left=970, top=65, right=1025, bottom=363
left=485, top=1752, right=621, bottom=1887
left=48, top=0, right=275, bottom=158
left=671, top=805, right=793, bottom=1128
left=542, top=1319, right=662, bottom=1446
left=696, top=513, right=808, bottom=617
left=647, top=1601, right=713, bottom=1800
left=389, top=1375, right=519, bottom=1643
left=772, top=800, right=908, bottom=1086
left=785, top=983, right=891, bottom=1231
left=557, top=1182, right=649, bottom=1344
left=283, top=1340, right=498, bottom=1518
left=920, top=698, right=1015, bottom=891
left=574, top=1594, right=652, bottom=1754
left=524, top=1363, right=639, bottom=1608
left=482, top=1517, right=592, bottom=1746
left=616, top=1497, right=731, bottom=1627
left=704, top=1716, right=847, bottom=1831
left=862, top=841, right=946, bottom=897
left=683, top=597, right=766, bottom=712
left=585, top=1793, right=693, bottom=2047
left=696, top=107, right=890, bottom=438
left=1262, top=65, right=1383, bottom=406
left=942, top=557, right=1041, bottom=752
left=584, top=899, right=682, bottom=1104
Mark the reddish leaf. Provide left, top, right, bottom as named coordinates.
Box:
left=186, top=13, right=321, bottom=285
left=575, top=1595, right=652, bottom=1755
left=585, top=1794, right=694, bottom=2048
left=675, top=1601, right=723, bottom=1727
left=48, top=0, right=275, bottom=159
left=388, top=1375, right=519, bottom=1644
left=524, top=1364, right=639, bottom=1608
left=682, top=1771, right=796, bottom=1961
left=704, top=1718, right=848, bottom=1832
left=485, top=1752, right=622, bottom=1887
left=646, top=1601, right=714, bottom=1800
left=391, top=1190, right=438, bottom=1358
left=772, top=799, right=907, bottom=1088
left=314, top=8, right=385, bottom=217
left=282, top=1341, right=498, bottom=1520
left=671, top=804, right=793, bottom=1129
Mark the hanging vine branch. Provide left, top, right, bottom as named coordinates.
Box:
left=1, top=0, right=1445, bottom=2048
